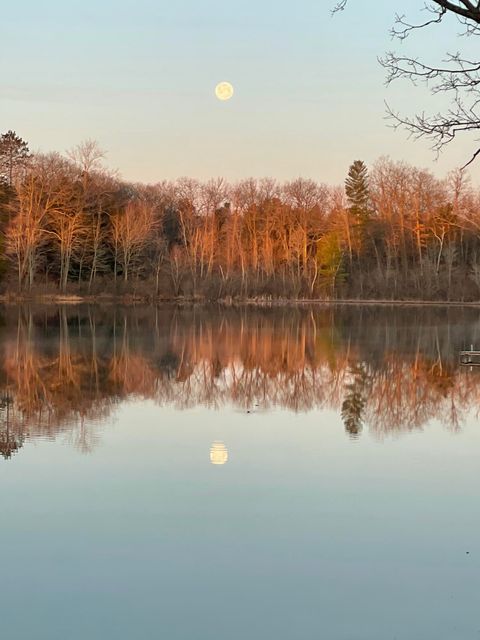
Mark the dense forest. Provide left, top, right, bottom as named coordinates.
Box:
left=2, top=130, right=480, bottom=300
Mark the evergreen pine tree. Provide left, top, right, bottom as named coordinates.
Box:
left=345, top=160, right=372, bottom=261
left=0, top=130, right=30, bottom=187
left=345, top=160, right=371, bottom=225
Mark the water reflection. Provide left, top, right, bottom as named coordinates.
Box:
left=0, top=395, right=24, bottom=459
left=0, top=303, right=479, bottom=455
left=210, top=441, right=228, bottom=465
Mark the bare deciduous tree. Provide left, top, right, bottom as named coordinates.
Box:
left=111, top=201, right=157, bottom=283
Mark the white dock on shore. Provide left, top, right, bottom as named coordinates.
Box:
left=459, top=350, right=480, bottom=366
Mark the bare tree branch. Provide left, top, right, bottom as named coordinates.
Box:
left=334, top=1, right=480, bottom=165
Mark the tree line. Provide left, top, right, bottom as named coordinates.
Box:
left=2, top=131, right=480, bottom=300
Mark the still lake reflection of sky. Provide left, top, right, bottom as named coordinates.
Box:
left=0, top=305, right=479, bottom=639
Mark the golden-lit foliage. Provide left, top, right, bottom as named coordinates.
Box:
left=4, top=146, right=480, bottom=300
left=0, top=304, right=478, bottom=457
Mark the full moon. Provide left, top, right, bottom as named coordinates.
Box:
left=215, top=81, right=234, bottom=101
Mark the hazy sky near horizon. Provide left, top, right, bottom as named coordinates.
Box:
left=2, top=0, right=480, bottom=184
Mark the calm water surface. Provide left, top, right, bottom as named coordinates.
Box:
left=0, top=305, right=479, bottom=640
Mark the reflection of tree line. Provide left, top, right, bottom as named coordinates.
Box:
left=0, top=304, right=479, bottom=457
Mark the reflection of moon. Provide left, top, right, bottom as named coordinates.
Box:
left=215, top=82, right=234, bottom=101
left=210, top=441, right=228, bottom=465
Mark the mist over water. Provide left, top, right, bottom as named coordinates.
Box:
left=0, top=304, right=479, bottom=639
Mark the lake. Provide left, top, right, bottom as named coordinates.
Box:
left=0, top=304, right=479, bottom=640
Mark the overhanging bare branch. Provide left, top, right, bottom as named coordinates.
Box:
left=333, top=1, right=480, bottom=165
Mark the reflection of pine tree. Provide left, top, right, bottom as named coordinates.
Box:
left=0, top=395, right=24, bottom=460
left=341, top=363, right=369, bottom=438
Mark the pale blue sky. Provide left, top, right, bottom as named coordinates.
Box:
left=2, top=0, right=479, bottom=183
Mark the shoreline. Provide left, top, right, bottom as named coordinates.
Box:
left=0, top=293, right=479, bottom=308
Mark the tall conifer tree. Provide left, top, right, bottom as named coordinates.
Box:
left=0, top=131, right=30, bottom=186
left=345, top=160, right=370, bottom=224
